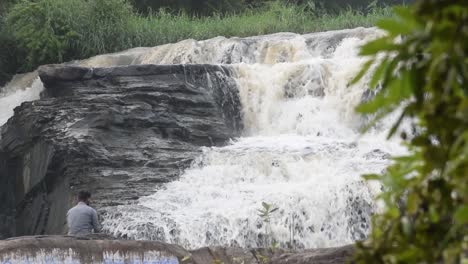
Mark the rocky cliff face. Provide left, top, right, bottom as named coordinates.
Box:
left=0, top=64, right=242, bottom=238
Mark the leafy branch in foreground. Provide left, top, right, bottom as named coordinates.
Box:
left=352, top=1, right=467, bottom=263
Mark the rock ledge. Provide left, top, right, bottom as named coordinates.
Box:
left=0, top=236, right=355, bottom=264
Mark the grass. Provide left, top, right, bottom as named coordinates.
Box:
left=0, top=0, right=393, bottom=85
left=126, top=4, right=392, bottom=47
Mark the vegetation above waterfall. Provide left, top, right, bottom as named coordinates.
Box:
left=353, top=1, right=467, bottom=262
left=127, top=0, right=408, bottom=15
left=0, top=0, right=401, bottom=85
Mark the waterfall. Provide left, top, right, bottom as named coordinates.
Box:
left=0, top=27, right=406, bottom=249
left=98, top=28, right=405, bottom=249
left=0, top=74, right=43, bottom=127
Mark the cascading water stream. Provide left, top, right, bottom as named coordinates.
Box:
left=0, top=27, right=406, bottom=249
left=0, top=75, right=43, bottom=127
left=99, top=30, right=406, bottom=249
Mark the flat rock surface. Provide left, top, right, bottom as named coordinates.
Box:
left=0, top=236, right=355, bottom=264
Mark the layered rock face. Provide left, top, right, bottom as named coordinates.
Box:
left=0, top=64, right=241, bottom=238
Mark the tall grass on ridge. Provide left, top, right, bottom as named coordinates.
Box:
left=128, top=3, right=392, bottom=46
left=0, top=0, right=393, bottom=85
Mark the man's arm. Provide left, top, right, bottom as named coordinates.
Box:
left=91, top=209, right=100, bottom=233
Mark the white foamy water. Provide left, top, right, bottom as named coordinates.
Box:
left=0, top=27, right=405, bottom=249
left=99, top=29, right=406, bottom=249
left=0, top=78, right=44, bottom=127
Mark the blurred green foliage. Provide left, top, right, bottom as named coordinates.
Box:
left=352, top=0, right=468, bottom=263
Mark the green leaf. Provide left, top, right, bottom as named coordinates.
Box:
left=350, top=59, right=374, bottom=84
left=429, top=206, right=440, bottom=222
left=357, top=108, right=392, bottom=133
left=376, top=18, right=413, bottom=35
left=369, top=57, right=388, bottom=89
left=393, top=6, right=415, bottom=24
left=407, top=193, right=420, bottom=214
left=387, top=108, right=407, bottom=139
left=401, top=216, right=412, bottom=237
left=454, top=205, right=468, bottom=225
left=359, top=37, right=398, bottom=56
left=362, top=174, right=380, bottom=180
left=387, top=207, right=399, bottom=218
left=356, top=87, right=392, bottom=114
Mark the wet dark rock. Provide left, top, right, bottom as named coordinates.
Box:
left=270, top=245, right=355, bottom=264
left=343, top=182, right=373, bottom=241
left=0, top=236, right=189, bottom=263
left=305, top=27, right=377, bottom=58
left=364, top=149, right=391, bottom=160
left=0, top=153, right=15, bottom=239
left=0, top=64, right=242, bottom=237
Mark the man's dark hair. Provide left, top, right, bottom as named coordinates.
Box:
left=78, top=191, right=91, bottom=201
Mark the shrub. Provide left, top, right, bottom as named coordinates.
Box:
left=5, top=0, right=87, bottom=70
left=0, top=0, right=17, bottom=15
left=0, top=14, right=23, bottom=85
left=4, top=0, right=134, bottom=71
left=353, top=1, right=468, bottom=263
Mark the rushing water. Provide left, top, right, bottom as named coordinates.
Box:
left=0, top=28, right=406, bottom=249
left=0, top=74, right=43, bottom=127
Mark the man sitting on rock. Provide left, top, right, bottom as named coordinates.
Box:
left=67, top=191, right=100, bottom=236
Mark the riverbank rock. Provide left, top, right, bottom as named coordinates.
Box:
left=0, top=236, right=355, bottom=264
left=270, top=245, right=355, bottom=264
left=0, top=64, right=242, bottom=238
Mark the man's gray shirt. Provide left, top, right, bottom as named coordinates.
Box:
left=67, top=202, right=100, bottom=236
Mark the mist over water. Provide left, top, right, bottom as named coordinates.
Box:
left=0, top=28, right=406, bottom=249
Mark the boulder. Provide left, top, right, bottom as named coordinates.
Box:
left=270, top=245, right=355, bottom=264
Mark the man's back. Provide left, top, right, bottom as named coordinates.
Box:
left=67, top=201, right=99, bottom=236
